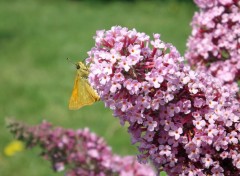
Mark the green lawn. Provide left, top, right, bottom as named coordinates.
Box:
left=0, top=0, right=195, bottom=175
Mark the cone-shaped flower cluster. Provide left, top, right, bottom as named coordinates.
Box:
left=7, top=119, right=155, bottom=176
left=185, top=0, right=240, bottom=87
left=87, top=26, right=240, bottom=175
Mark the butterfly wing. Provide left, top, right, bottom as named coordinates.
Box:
left=69, top=72, right=99, bottom=110
left=85, top=81, right=100, bottom=101
left=69, top=73, right=82, bottom=110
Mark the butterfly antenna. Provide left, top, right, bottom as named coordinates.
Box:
left=67, top=58, right=75, bottom=65
left=67, top=58, right=81, bottom=69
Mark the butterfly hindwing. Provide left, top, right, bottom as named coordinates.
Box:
left=85, top=80, right=100, bottom=101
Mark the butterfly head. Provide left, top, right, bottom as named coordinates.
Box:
left=76, top=62, right=87, bottom=70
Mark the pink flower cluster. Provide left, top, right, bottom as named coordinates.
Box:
left=7, top=119, right=155, bottom=176
left=185, top=0, right=240, bottom=86
left=87, top=26, right=240, bottom=175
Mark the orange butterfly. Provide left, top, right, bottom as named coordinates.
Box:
left=69, top=61, right=100, bottom=110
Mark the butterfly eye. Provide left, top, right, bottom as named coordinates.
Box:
left=76, top=64, right=80, bottom=69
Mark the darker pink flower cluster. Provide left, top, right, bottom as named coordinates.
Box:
left=185, top=0, right=240, bottom=86
left=7, top=119, right=155, bottom=176
left=88, top=26, right=240, bottom=175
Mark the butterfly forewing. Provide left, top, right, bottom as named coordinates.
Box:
left=69, top=73, right=81, bottom=110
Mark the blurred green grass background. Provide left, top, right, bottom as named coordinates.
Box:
left=0, top=0, right=196, bottom=175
